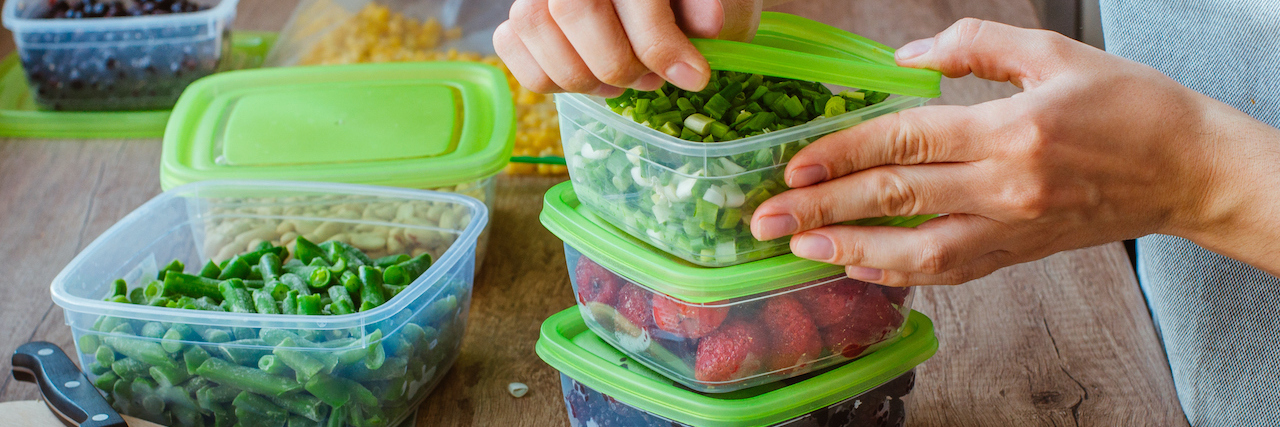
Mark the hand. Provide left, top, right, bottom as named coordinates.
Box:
left=749, top=18, right=1280, bottom=286
left=493, top=0, right=765, bottom=97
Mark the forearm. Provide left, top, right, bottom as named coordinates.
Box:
left=1168, top=101, right=1280, bottom=277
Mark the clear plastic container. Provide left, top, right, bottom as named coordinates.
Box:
left=557, top=92, right=931, bottom=266
left=542, top=182, right=917, bottom=393
left=51, top=180, right=488, bottom=427
left=2, top=0, right=239, bottom=111
left=537, top=307, right=937, bottom=427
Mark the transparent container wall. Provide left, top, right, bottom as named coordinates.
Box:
left=557, top=93, right=929, bottom=267
left=558, top=369, right=916, bottom=427
left=51, top=181, right=485, bottom=427
left=265, top=0, right=511, bottom=67
left=565, top=244, right=912, bottom=393
left=4, top=0, right=238, bottom=111
left=431, top=175, right=495, bottom=268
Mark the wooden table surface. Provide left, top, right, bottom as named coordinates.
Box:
left=0, top=0, right=1189, bottom=425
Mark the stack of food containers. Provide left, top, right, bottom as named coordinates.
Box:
left=538, top=13, right=943, bottom=426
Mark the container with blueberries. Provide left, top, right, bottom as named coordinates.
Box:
left=1, top=0, right=239, bottom=110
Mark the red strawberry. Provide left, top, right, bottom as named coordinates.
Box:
left=878, top=284, right=911, bottom=306
left=820, top=287, right=906, bottom=358
left=760, top=295, right=823, bottom=372
left=651, top=295, right=730, bottom=339
left=792, top=278, right=870, bottom=328
left=614, top=283, right=653, bottom=331
left=575, top=256, right=622, bottom=305
left=695, top=318, right=769, bottom=382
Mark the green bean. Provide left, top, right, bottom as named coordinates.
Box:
left=218, top=257, right=251, bottom=280
left=183, top=346, right=211, bottom=375
left=326, top=405, right=348, bottom=427
left=128, top=287, right=146, bottom=305
left=289, top=414, right=323, bottom=427
left=327, top=286, right=355, bottom=315
left=196, top=357, right=302, bottom=397
left=258, top=355, right=294, bottom=376
left=193, top=296, right=226, bottom=311
left=273, top=338, right=336, bottom=381
left=148, top=297, right=173, bottom=307
left=267, top=280, right=291, bottom=301
left=383, top=253, right=432, bottom=286
left=104, top=335, right=181, bottom=372
left=87, top=361, right=111, bottom=376
left=232, top=391, right=289, bottom=424
left=140, top=322, right=167, bottom=339
left=199, top=328, right=232, bottom=344
left=260, top=252, right=284, bottom=281
left=373, top=254, right=409, bottom=268
left=199, top=259, right=223, bottom=279
left=253, top=288, right=281, bottom=314
left=344, top=356, right=407, bottom=382
left=163, top=272, right=224, bottom=301
left=282, top=291, right=300, bottom=315
left=219, top=279, right=254, bottom=313
left=217, top=339, right=270, bottom=366
left=197, top=385, right=240, bottom=411
left=269, top=392, right=327, bottom=422
left=95, top=345, right=116, bottom=366
left=304, top=374, right=376, bottom=408
left=111, top=357, right=149, bottom=379
left=293, top=236, right=326, bottom=265
left=298, top=294, right=324, bottom=315
left=158, top=259, right=185, bottom=280
left=279, top=273, right=311, bottom=296
left=93, top=370, right=120, bottom=391
left=357, top=266, right=386, bottom=312
left=110, top=279, right=128, bottom=298
left=149, top=364, right=190, bottom=388
left=340, top=271, right=360, bottom=296
left=322, top=241, right=372, bottom=267
left=181, top=375, right=209, bottom=395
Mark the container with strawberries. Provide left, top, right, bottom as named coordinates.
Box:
left=541, top=181, right=916, bottom=393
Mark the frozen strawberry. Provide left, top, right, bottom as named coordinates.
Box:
left=792, top=278, right=870, bottom=328
left=695, top=318, right=769, bottom=382
left=651, top=295, right=730, bottom=339
left=820, top=288, right=905, bottom=358
left=760, top=295, right=823, bottom=372
left=878, top=285, right=911, bottom=306
left=575, top=256, right=622, bottom=305
left=614, top=283, right=653, bottom=331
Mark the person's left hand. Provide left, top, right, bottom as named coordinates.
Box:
left=748, top=19, right=1280, bottom=287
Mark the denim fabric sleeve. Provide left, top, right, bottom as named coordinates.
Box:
left=1101, top=1, right=1280, bottom=425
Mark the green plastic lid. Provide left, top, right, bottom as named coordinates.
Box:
left=160, top=62, right=515, bottom=190
left=691, top=13, right=941, bottom=98
left=542, top=181, right=845, bottom=303
left=0, top=31, right=276, bottom=139
left=537, top=307, right=937, bottom=427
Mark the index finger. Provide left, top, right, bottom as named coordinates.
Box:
left=784, top=104, right=995, bottom=188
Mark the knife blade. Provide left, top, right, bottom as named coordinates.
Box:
left=10, top=341, right=162, bottom=427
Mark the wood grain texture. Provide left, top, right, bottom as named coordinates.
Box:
left=0, top=0, right=1188, bottom=426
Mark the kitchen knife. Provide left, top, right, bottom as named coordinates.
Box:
left=10, top=341, right=161, bottom=427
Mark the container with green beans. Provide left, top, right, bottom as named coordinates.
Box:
left=556, top=71, right=934, bottom=267
left=50, top=181, right=488, bottom=427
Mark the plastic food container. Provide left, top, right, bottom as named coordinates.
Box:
left=542, top=181, right=920, bottom=392
left=51, top=180, right=487, bottom=427
left=556, top=13, right=941, bottom=267
left=537, top=307, right=937, bottom=427
left=161, top=62, right=515, bottom=265
left=1, top=0, right=238, bottom=111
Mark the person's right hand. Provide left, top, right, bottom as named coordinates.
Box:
left=493, top=0, right=764, bottom=97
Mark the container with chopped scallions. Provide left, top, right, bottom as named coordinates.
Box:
left=556, top=70, right=935, bottom=266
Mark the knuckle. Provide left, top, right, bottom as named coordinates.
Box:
left=915, top=238, right=953, bottom=275
left=886, top=110, right=940, bottom=165
left=553, top=69, right=601, bottom=93
left=634, top=32, right=682, bottom=69
left=871, top=170, right=921, bottom=217
left=594, top=61, right=640, bottom=87
left=831, top=236, right=868, bottom=265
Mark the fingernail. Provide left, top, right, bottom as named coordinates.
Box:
left=848, top=266, right=884, bottom=282
left=789, top=165, right=828, bottom=188
left=793, top=234, right=835, bottom=261
left=665, top=62, right=707, bottom=91
left=633, top=73, right=664, bottom=91
left=591, top=84, right=625, bottom=98
left=895, top=37, right=934, bottom=61
left=753, top=214, right=798, bottom=240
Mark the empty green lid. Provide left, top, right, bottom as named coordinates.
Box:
left=536, top=307, right=937, bottom=427
left=160, top=62, right=515, bottom=190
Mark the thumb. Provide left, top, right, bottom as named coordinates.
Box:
left=894, top=18, right=1071, bottom=89
left=672, top=0, right=764, bottom=42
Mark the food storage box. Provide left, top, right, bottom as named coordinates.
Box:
left=2, top=0, right=238, bottom=111
left=537, top=307, right=937, bottom=427
left=542, top=181, right=919, bottom=392
left=161, top=62, right=515, bottom=265
left=265, top=0, right=567, bottom=176
left=50, top=180, right=488, bottom=427
left=557, top=93, right=929, bottom=266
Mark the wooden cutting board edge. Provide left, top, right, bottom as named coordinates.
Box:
left=0, top=400, right=162, bottom=427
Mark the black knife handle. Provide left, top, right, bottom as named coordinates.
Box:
left=12, top=341, right=127, bottom=427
